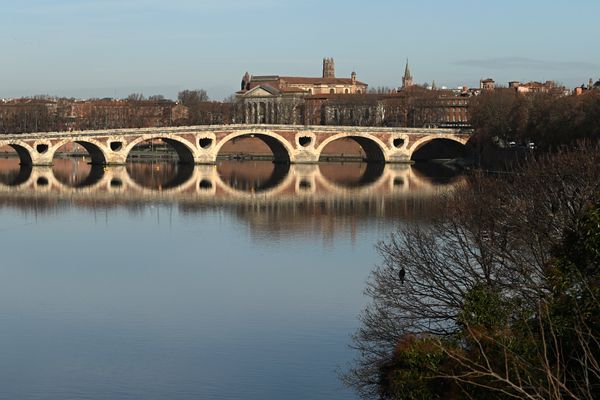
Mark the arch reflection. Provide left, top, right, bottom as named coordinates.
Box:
left=126, top=162, right=195, bottom=191
left=52, top=159, right=105, bottom=188
left=0, top=157, right=31, bottom=186
left=0, top=160, right=467, bottom=207
left=216, top=160, right=290, bottom=193
left=411, top=162, right=465, bottom=185
left=318, top=162, right=385, bottom=188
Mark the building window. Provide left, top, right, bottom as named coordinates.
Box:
left=330, top=88, right=335, bottom=94
left=357, top=89, right=362, bottom=94
left=344, top=88, right=349, bottom=94
left=308, top=88, right=312, bottom=94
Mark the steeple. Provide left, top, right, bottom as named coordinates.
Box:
left=402, top=59, right=413, bottom=88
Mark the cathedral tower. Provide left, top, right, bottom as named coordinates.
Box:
left=323, top=57, right=335, bottom=78
left=241, top=72, right=251, bottom=91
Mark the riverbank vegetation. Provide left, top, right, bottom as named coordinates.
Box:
left=469, top=89, right=600, bottom=149
left=346, top=143, right=600, bottom=399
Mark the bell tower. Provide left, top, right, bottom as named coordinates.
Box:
left=322, top=57, right=335, bottom=78
left=241, top=72, right=251, bottom=91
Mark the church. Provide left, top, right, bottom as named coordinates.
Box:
left=236, top=58, right=368, bottom=124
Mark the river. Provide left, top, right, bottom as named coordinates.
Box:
left=0, top=158, right=464, bottom=400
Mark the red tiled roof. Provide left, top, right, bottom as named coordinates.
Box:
left=249, top=75, right=366, bottom=86
left=279, top=87, right=309, bottom=93
left=279, top=76, right=367, bottom=85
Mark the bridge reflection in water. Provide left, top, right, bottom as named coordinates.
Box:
left=0, top=158, right=466, bottom=237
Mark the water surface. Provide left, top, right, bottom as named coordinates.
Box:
left=0, top=159, right=463, bottom=400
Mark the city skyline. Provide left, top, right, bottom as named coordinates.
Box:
left=1, top=0, right=599, bottom=100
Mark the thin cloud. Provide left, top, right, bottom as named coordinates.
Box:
left=12, top=0, right=280, bottom=15
left=454, top=57, right=599, bottom=71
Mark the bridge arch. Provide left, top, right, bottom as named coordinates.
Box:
left=214, top=130, right=294, bottom=163
left=51, top=138, right=109, bottom=165
left=124, top=135, right=196, bottom=164
left=408, top=134, right=469, bottom=161
left=316, top=133, right=387, bottom=163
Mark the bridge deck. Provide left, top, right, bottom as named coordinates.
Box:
left=0, top=124, right=471, bottom=165
left=0, top=124, right=469, bottom=140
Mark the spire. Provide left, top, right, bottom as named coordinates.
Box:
left=402, top=59, right=413, bottom=89
left=404, top=59, right=412, bottom=79
left=431, top=80, right=437, bottom=90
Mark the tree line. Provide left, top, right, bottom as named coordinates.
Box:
left=3, top=87, right=599, bottom=139
left=469, top=88, right=600, bottom=149
left=0, top=89, right=236, bottom=134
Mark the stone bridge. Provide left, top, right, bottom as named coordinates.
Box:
left=0, top=124, right=471, bottom=166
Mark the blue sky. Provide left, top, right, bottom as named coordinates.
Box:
left=1, top=0, right=599, bottom=100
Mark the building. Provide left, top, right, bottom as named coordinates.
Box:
left=0, top=98, right=189, bottom=134
left=574, top=78, right=600, bottom=95
left=410, top=92, right=470, bottom=128
left=236, top=58, right=368, bottom=124
left=508, top=80, right=562, bottom=94
left=480, top=78, right=495, bottom=91
left=239, top=58, right=367, bottom=96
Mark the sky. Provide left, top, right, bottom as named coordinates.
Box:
left=1, top=0, right=599, bottom=100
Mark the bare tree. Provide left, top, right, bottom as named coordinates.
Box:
left=346, top=142, right=600, bottom=399
left=127, top=93, right=145, bottom=101
left=223, top=94, right=237, bottom=103
left=177, top=89, right=209, bottom=105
